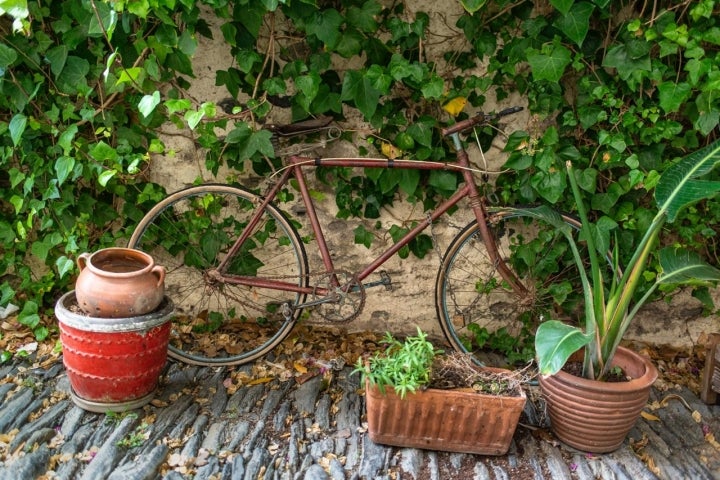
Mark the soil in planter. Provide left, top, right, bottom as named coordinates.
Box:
left=428, top=351, right=526, bottom=397
left=562, top=361, right=627, bottom=382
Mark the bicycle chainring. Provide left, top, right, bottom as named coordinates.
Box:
left=312, top=271, right=365, bottom=323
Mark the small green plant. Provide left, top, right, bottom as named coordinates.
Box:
left=116, top=422, right=151, bottom=449
left=353, top=328, right=442, bottom=399
left=104, top=411, right=137, bottom=425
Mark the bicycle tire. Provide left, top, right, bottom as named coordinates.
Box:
left=128, top=184, right=308, bottom=366
left=435, top=208, right=610, bottom=365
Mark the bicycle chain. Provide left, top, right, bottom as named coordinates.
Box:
left=214, top=269, right=365, bottom=324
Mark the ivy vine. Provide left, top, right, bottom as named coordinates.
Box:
left=1, top=0, right=718, bottom=356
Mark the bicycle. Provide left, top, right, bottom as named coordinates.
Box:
left=129, top=107, right=595, bottom=366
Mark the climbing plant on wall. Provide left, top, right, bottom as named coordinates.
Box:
left=1, top=0, right=718, bottom=356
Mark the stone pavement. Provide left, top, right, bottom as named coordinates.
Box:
left=0, top=351, right=719, bottom=480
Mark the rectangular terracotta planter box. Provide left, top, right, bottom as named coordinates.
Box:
left=365, top=378, right=526, bottom=455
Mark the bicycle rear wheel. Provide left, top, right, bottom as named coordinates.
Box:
left=128, top=184, right=308, bottom=366
left=435, top=208, right=608, bottom=365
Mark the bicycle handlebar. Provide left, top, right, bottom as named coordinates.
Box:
left=440, top=106, right=523, bottom=137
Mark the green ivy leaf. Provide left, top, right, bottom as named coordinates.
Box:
left=0, top=42, right=18, bottom=71
left=398, top=169, right=420, bottom=196
left=138, top=91, right=161, bottom=118
left=98, top=169, right=117, bottom=187
left=420, top=74, right=444, bottom=100
left=550, top=0, right=574, bottom=15
left=341, top=70, right=382, bottom=120
left=406, top=119, right=434, bottom=147
left=553, top=2, right=594, bottom=47
left=527, top=43, right=572, bottom=83
left=90, top=141, right=117, bottom=162
left=56, top=56, right=90, bottom=94
left=353, top=224, right=373, bottom=248
left=45, top=45, right=68, bottom=77
left=658, top=82, right=691, bottom=113
left=307, top=9, right=343, bottom=49
left=295, top=72, right=320, bottom=112
left=54, top=156, right=75, bottom=186
left=459, top=0, right=488, bottom=14
left=9, top=113, right=26, bottom=146
left=428, top=170, right=457, bottom=194
left=346, top=1, right=381, bottom=32
left=18, top=301, right=40, bottom=330
left=56, top=256, right=74, bottom=279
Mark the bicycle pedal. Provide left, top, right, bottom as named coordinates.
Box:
left=380, top=271, right=393, bottom=291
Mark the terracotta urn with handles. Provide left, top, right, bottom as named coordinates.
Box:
left=75, top=247, right=165, bottom=317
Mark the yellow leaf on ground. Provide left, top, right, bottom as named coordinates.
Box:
left=293, top=361, right=308, bottom=374
left=640, top=411, right=660, bottom=421
left=247, top=376, right=273, bottom=385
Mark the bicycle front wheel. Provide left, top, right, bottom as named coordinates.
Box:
left=129, top=184, right=308, bottom=366
left=435, top=208, right=602, bottom=365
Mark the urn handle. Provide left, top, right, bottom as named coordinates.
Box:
left=77, top=252, right=91, bottom=272
left=152, top=265, right=166, bottom=288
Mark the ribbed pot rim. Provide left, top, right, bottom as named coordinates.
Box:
left=56, top=290, right=174, bottom=332
left=540, top=346, right=658, bottom=393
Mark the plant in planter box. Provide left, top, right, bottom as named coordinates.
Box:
left=513, top=139, right=720, bottom=452
left=353, top=328, right=526, bottom=455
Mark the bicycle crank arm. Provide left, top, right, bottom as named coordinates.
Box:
left=361, top=271, right=393, bottom=291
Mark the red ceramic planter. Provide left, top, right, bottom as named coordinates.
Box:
left=538, top=346, right=658, bottom=453
left=55, top=291, right=174, bottom=411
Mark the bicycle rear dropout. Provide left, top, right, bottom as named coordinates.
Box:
left=129, top=107, right=604, bottom=366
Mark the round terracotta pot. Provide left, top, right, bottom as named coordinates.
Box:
left=75, top=247, right=165, bottom=317
left=56, top=291, right=174, bottom=412
left=538, top=346, right=658, bottom=453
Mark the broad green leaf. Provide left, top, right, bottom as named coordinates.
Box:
left=116, top=67, right=143, bottom=85
left=45, top=45, right=68, bottom=77
left=58, top=125, right=78, bottom=155
left=54, top=156, right=75, bottom=185
left=655, top=138, right=720, bottom=222
left=554, top=2, right=594, bottom=47
left=98, top=169, right=117, bottom=186
left=354, top=224, right=373, bottom=248
left=658, top=82, right=691, bottom=113
left=0, top=42, right=18, bottom=68
left=535, top=320, right=592, bottom=375
left=428, top=170, right=457, bottom=193
left=398, top=169, right=420, bottom=196
left=602, top=44, right=650, bottom=81
left=307, top=9, right=343, bottom=49
left=346, top=2, right=381, bottom=32
left=657, top=247, right=720, bottom=284
left=295, top=72, right=320, bottom=111
left=550, top=0, right=574, bottom=15
left=406, top=119, right=433, bottom=147
left=460, top=0, right=488, bottom=14
left=139, top=91, right=161, bottom=118
left=165, top=99, right=191, bottom=114
left=56, top=56, right=90, bottom=94
left=341, top=70, right=381, bottom=120
left=87, top=1, right=115, bottom=40
left=18, top=301, right=40, bottom=329
left=527, top=44, right=572, bottom=83
left=9, top=113, right=26, bottom=146
left=90, top=141, right=117, bottom=162
left=185, top=110, right=205, bottom=130
left=420, top=74, right=444, bottom=100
